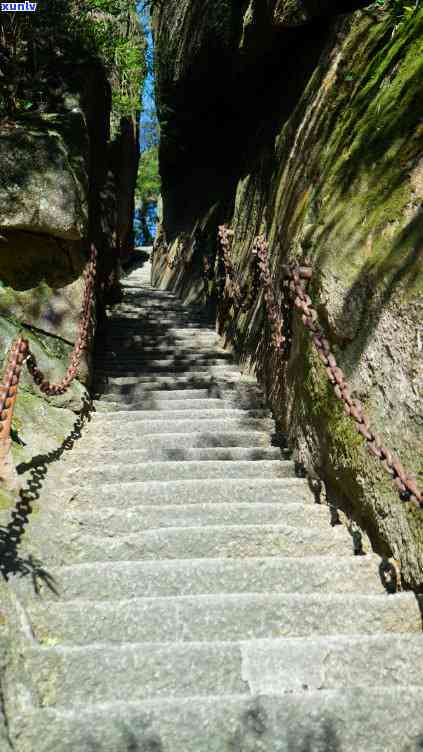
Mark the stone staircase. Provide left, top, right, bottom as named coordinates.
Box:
left=3, top=249, right=423, bottom=752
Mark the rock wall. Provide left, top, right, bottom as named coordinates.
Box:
left=152, top=1, right=423, bottom=589
left=0, top=71, right=102, bottom=472
left=0, top=25, right=141, bottom=487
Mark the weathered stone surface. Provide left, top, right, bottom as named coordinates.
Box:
left=9, top=691, right=423, bottom=752
left=152, top=3, right=423, bottom=588
left=0, top=113, right=89, bottom=240
left=2, top=262, right=423, bottom=752
left=0, top=232, right=87, bottom=344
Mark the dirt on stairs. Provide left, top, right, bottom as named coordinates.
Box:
left=2, top=249, right=423, bottom=752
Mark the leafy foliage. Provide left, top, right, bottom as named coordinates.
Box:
left=367, top=0, right=420, bottom=32
left=0, top=0, right=146, bottom=122
left=136, top=144, right=160, bottom=202
left=81, top=0, right=146, bottom=124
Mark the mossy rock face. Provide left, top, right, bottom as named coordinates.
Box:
left=0, top=232, right=87, bottom=344
left=0, top=487, right=17, bottom=512
left=154, top=2, right=423, bottom=588
left=0, top=312, right=89, bottom=485
left=256, top=8, right=423, bottom=587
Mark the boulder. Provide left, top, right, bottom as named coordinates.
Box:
left=0, top=112, right=89, bottom=240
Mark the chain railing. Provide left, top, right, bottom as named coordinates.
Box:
left=216, top=226, right=422, bottom=509
left=0, top=244, right=97, bottom=484
left=163, top=233, right=192, bottom=271
left=216, top=226, right=260, bottom=314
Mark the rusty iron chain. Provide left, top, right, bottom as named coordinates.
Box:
left=26, top=243, right=97, bottom=395
left=165, top=233, right=191, bottom=271
left=216, top=227, right=422, bottom=509
left=285, top=259, right=422, bottom=509
left=217, top=225, right=260, bottom=313
left=0, top=338, right=30, bottom=446
left=251, top=234, right=285, bottom=349
left=0, top=244, right=97, bottom=456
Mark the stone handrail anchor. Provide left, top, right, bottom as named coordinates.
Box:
left=217, top=227, right=422, bottom=509
left=0, top=244, right=97, bottom=489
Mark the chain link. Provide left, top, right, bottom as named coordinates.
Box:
left=165, top=234, right=191, bottom=271
left=217, top=226, right=260, bottom=313
left=0, top=244, right=97, bottom=458
left=217, top=228, right=422, bottom=509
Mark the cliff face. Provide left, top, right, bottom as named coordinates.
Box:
left=153, top=1, right=423, bottom=588
left=0, top=6, right=144, bottom=490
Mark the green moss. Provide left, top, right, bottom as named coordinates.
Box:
left=301, top=338, right=365, bottom=475
left=313, top=9, right=423, bottom=302
left=0, top=488, right=16, bottom=511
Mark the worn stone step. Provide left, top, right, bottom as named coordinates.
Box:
left=96, top=369, right=256, bottom=383
left=96, top=346, right=231, bottom=358
left=54, top=523, right=353, bottom=563
left=93, top=398, right=266, bottom=413
left=17, top=688, right=423, bottom=752
left=95, top=386, right=265, bottom=410
left=96, top=352, right=230, bottom=365
left=115, top=287, right=173, bottom=296
left=40, top=555, right=386, bottom=601
left=66, top=459, right=290, bottom=485
left=70, top=433, right=274, bottom=457
left=95, top=363, right=239, bottom=377
left=72, top=478, right=313, bottom=507
left=90, top=407, right=270, bottom=423
left=97, top=337, right=227, bottom=348
left=94, top=398, right=223, bottom=411
left=106, top=315, right=213, bottom=326
left=105, top=319, right=215, bottom=332
left=95, top=373, right=257, bottom=393
left=110, top=312, right=209, bottom=322
left=103, top=335, right=221, bottom=348
left=96, top=355, right=233, bottom=370
left=26, top=633, right=423, bottom=709
left=26, top=593, right=422, bottom=646
left=95, top=388, right=211, bottom=402
left=97, top=363, right=241, bottom=375
left=109, top=300, right=205, bottom=308
left=113, top=300, right=204, bottom=309
left=63, top=502, right=331, bottom=534
left=84, top=417, right=275, bottom=438
left=65, top=446, right=283, bottom=466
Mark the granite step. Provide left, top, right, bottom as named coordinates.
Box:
left=26, top=593, right=421, bottom=646
left=71, top=478, right=313, bottom=507
left=26, top=634, right=423, bottom=708
left=94, top=388, right=212, bottom=402
left=65, top=460, right=292, bottom=485
left=16, top=689, right=423, bottom=752
left=63, top=501, right=326, bottom=534
left=83, top=416, right=275, bottom=437
left=69, top=433, right=275, bottom=455
left=63, top=445, right=283, bottom=463
left=39, top=555, right=386, bottom=601
left=52, top=523, right=353, bottom=563
left=89, top=407, right=270, bottom=422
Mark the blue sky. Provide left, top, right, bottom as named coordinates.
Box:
left=137, top=2, right=157, bottom=138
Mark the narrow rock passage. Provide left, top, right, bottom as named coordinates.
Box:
left=8, top=250, right=423, bottom=751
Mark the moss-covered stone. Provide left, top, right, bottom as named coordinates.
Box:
left=0, top=488, right=16, bottom=512
left=154, top=2, right=423, bottom=588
